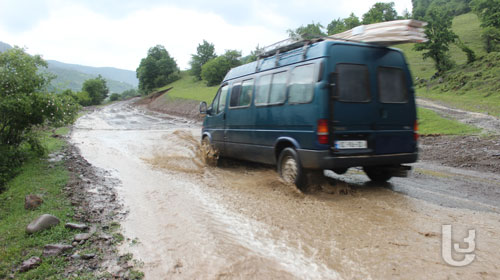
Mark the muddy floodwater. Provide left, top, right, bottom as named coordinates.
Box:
left=72, top=100, right=500, bottom=279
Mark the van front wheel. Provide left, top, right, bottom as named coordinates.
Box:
left=278, top=148, right=308, bottom=192
left=363, top=166, right=393, bottom=182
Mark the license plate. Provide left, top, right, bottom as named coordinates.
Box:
left=334, top=140, right=367, bottom=149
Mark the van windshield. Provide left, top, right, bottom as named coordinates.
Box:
left=336, top=64, right=370, bottom=102
left=378, top=67, right=408, bottom=103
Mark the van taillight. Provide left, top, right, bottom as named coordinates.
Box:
left=414, top=120, right=419, bottom=141
left=317, top=119, right=329, bottom=144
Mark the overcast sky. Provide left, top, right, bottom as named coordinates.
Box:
left=0, top=0, right=412, bottom=71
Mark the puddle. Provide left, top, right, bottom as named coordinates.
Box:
left=73, top=101, right=500, bottom=279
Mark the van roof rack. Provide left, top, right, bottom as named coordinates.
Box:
left=256, top=36, right=367, bottom=60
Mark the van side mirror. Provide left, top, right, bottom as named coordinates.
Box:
left=199, top=101, right=208, bottom=114
left=329, top=72, right=339, bottom=99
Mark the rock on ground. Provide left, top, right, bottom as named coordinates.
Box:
left=26, top=214, right=60, bottom=234
left=24, top=194, right=43, bottom=210
left=65, top=223, right=88, bottom=230
left=42, top=244, right=73, bottom=257
left=19, top=257, right=41, bottom=272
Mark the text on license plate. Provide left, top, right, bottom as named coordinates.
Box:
left=334, top=140, right=367, bottom=149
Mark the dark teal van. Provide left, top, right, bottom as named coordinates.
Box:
left=199, top=39, right=418, bottom=191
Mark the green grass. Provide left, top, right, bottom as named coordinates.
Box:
left=157, top=71, right=218, bottom=103
left=418, top=52, right=500, bottom=117
left=396, top=13, right=500, bottom=117
left=418, top=107, right=481, bottom=135
left=0, top=129, right=76, bottom=279
left=397, top=13, right=485, bottom=80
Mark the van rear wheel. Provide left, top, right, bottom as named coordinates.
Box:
left=278, top=148, right=308, bottom=192
left=363, top=166, right=393, bottom=182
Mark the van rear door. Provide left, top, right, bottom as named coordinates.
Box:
left=329, top=44, right=416, bottom=156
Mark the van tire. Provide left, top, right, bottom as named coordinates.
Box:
left=363, top=166, right=393, bottom=182
left=201, top=137, right=218, bottom=166
left=278, top=148, right=309, bottom=192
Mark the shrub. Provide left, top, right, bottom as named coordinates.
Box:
left=0, top=47, right=80, bottom=188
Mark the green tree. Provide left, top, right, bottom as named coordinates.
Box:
left=327, top=18, right=347, bottom=35
left=136, top=45, right=180, bottom=94
left=287, top=22, right=326, bottom=40
left=201, top=50, right=242, bottom=86
left=471, top=0, right=500, bottom=27
left=109, top=93, right=121, bottom=101
left=0, top=47, right=79, bottom=186
left=241, top=45, right=262, bottom=64
left=190, top=40, right=217, bottom=80
left=362, top=2, right=398, bottom=24
left=471, top=0, right=500, bottom=52
left=82, top=75, right=109, bottom=105
left=414, top=6, right=458, bottom=73
left=121, top=88, right=139, bottom=99
left=344, top=13, right=362, bottom=30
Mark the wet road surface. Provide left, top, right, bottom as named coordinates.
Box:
left=72, top=100, right=500, bottom=279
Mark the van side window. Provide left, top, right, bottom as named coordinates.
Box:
left=378, top=67, right=408, bottom=103
left=269, top=71, right=287, bottom=104
left=240, top=79, right=254, bottom=106
left=336, top=64, right=370, bottom=102
left=288, top=64, right=315, bottom=104
left=229, top=83, right=242, bottom=107
left=217, top=85, right=229, bottom=114
left=229, top=79, right=253, bottom=108
left=255, top=74, right=272, bottom=105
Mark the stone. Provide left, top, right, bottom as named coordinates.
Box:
left=19, top=257, right=41, bottom=272
left=71, top=254, right=81, bottom=260
left=26, top=214, right=60, bottom=234
left=42, top=244, right=73, bottom=257
left=82, top=253, right=96, bottom=260
left=72, top=241, right=78, bottom=246
left=74, top=233, right=91, bottom=241
left=65, top=223, right=88, bottom=230
left=24, top=195, right=43, bottom=210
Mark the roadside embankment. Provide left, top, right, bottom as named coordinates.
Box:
left=134, top=91, right=202, bottom=121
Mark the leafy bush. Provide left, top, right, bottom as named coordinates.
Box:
left=137, top=45, right=180, bottom=94
left=0, top=47, right=79, bottom=188
left=109, top=93, right=121, bottom=101
left=201, top=50, right=241, bottom=86
left=82, top=75, right=109, bottom=105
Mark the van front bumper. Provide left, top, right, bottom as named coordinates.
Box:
left=298, top=150, right=418, bottom=169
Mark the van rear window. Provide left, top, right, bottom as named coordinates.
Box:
left=336, top=64, right=370, bottom=102
left=378, top=67, right=408, bottom=103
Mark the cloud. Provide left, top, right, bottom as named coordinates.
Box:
left=0, top=2, right=285, bottom=70
left=0, top=0, right=413, bottom=71
left=0, top=0, right=50, bottom=32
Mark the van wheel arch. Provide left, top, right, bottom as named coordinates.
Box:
left=274, top=139, right=299, bottom=163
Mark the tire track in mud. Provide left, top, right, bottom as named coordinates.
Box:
left=73, top=101, right=500, bottom=279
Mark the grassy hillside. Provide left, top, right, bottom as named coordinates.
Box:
left=397, top=13, right=485, bottom=80
left=397, top=13, right=500, bottom=117
left=157, top=71, right=218, bottom=103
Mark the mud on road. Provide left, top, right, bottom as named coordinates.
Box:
left=72, top=100, right=500, bottom=279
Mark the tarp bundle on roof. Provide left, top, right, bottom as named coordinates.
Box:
left=330, top=19, right=428, bottom=46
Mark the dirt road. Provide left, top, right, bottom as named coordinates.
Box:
left=72, top=100, right=500, bottom=279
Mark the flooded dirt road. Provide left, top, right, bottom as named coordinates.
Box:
left=72, top=100, right=500, bottom=279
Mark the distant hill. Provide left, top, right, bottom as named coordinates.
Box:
left=0, top=41, right=137, bottom=93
